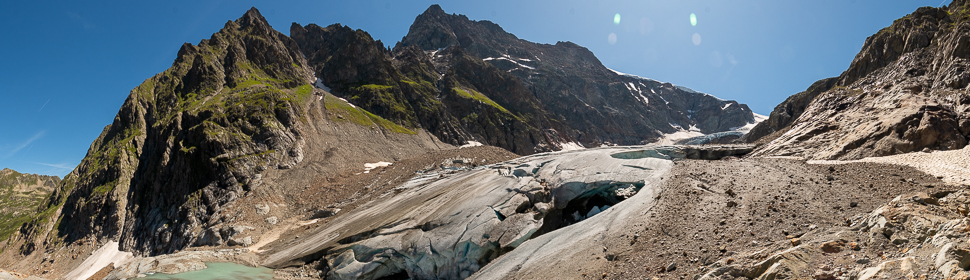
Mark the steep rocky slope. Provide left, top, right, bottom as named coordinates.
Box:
left=0, top=169, right=58, bottom=243
left=294, top=5, right=757, bottom=154
left=0, top=8, right=450, bottom=278
left=291, top=22, right=564, bottom=154
left=746, top=2, right=970, bottom=159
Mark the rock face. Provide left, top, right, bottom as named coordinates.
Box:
left=293, top=5, right=757, bottom=154
left=746, top=2, right=970, bottom=159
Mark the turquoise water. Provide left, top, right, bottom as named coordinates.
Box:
left=140, top=262, right=273, bottom=280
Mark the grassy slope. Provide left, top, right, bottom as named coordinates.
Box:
left=0, top=170, right=58, bottom=244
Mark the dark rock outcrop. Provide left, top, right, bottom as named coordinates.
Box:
left=747, top=2, right=970, bottom=159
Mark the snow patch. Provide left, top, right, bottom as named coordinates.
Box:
left=483, top=54, right=536, bottom=70
left=606, top=67, right=660, bottom=83
left=651, top=88, right=670, bottom=105
left=624, top=82, right=649, bottom=105
left=627, top=82, right=640, bottom=94
left=364, top=162, right=393, bottom=173
left=722, top=103, right=733, bottom=110
left=63, top=241, right=134, bottom=280
left=335, top=96, right=356, bottom=108
left=607, top=67, right=727, bottom=102
left=459, top=141, right=484, bottom=149
left=730, top=113, right=769, bottom=134
left=754, top=113, right=768, bottom=121
left=650, top=125, right=705, bottom=145
left=558, top=142, right=585, bottom=152
left=314, top=77, right=331, bottom=92
left=809, top=145, right=970, bottom=185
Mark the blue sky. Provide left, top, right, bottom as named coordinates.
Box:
left=0, top=0, right=946, bottom=176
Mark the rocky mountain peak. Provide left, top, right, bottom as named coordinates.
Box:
left=421, top=4, right=446, bottom=17
left=237, top=7, right=269, bottom=29
left=747, top=2, right=970, bottom=159
left=398, top=5, right=516, bottom=59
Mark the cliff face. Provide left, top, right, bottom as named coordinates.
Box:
left=747, top=3, right=970, bottom=159
left=58, top=7, right=313, bottom=255
left=9, top=8, right=317, bottom=258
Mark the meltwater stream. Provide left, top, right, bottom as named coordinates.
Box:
left=139, top=263, right=273, bottom=280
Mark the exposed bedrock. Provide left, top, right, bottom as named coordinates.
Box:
left=745, top=3, right=970, bottom=159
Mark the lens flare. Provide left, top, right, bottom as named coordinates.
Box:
left=692, top=33, right=702, bottom=45
left=614, top=13, right=621, bottom=25
left=608, top=33, right=617, bottom=45
left=690, top=13, right=697, bottom=26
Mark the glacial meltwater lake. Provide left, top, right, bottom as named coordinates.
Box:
left=139, top=262, right=273, bottom=280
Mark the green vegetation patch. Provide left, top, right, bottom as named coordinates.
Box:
left=324, top=94, right=415, bottom=134
left=0, top=171, right=59, bottom=242
left=92, top=180, right=119, bottom=197
left=348, top=84, right=415, bottom=126
left=453, top=87, right=511, bottom=114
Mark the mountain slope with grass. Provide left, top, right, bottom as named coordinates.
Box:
left=0, top=169, right=58, bottom=245
left=295, top=5, right=758, bottom=154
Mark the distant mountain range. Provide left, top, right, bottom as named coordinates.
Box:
left=295, top=4, right=757, bottom=154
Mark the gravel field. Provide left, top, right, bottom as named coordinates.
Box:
left=809, top=145, right=970, bottom=185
